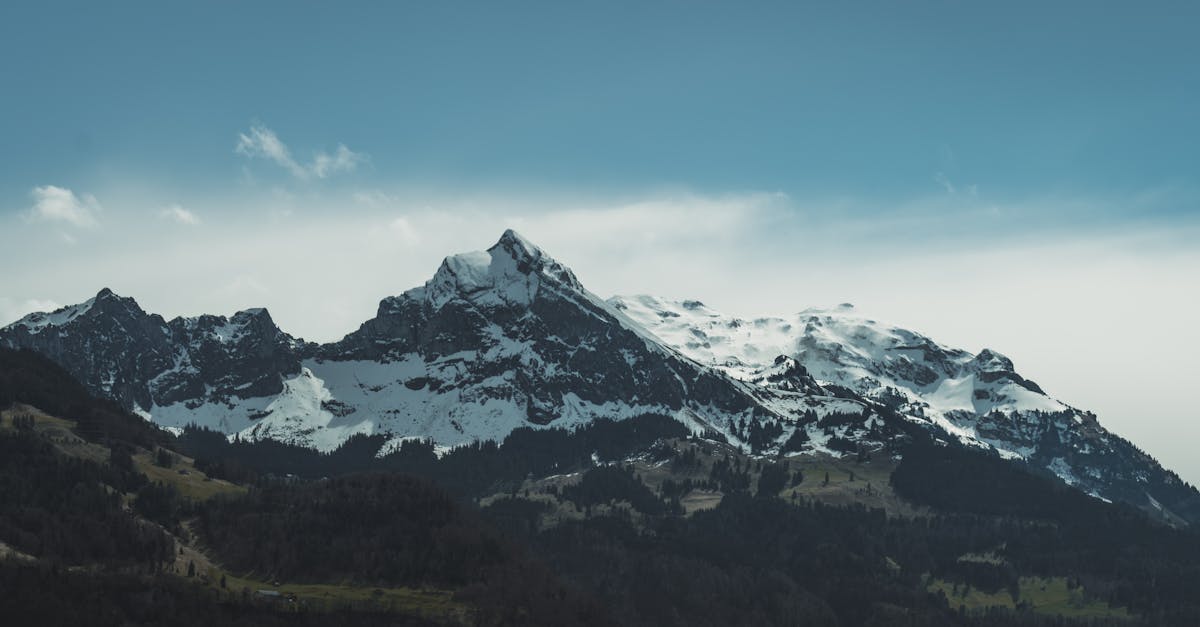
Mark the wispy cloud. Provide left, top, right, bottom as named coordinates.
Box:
left=27, top=185, right=101, bottom=227
left=311, top=145, right=365, bottom=178
left=235, top=124, right=366, bottom=180
left=934, top=171, right=956, bottom=194
left=236, top=125, right=298, bottom=176
left=160, top=204, right=200, bottom=225
left=934, top=171, right=979, bottom=198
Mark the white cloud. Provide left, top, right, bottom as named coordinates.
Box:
left=27, top=185, right=101, bottom=227
left=160, top=204, right=201, bottom=225
left=235, top=125, right=294, bottom=171
left=235, top=124, right=366, bottom=180
left=311, top=144, right=365, bottom=178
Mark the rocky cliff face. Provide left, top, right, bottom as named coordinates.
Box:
left=158, top=308, right=306, bottom=404
left=1, top=289, right=304, bottom=416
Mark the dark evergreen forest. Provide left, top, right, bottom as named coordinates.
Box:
left=3, top=346, right=1200, bottom=626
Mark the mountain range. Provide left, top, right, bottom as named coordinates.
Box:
left=3, top=229, right=1196, bottom=523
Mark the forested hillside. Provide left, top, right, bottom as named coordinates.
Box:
left=3, top=346, right=1200, bottom=625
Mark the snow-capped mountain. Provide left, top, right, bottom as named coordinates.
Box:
left=256, top=229, right=827, bottom=450
left=3, top=230, right=1197, bottom=522
left=0, top=288, right=305, bottom=414
left=607, top=295, right=1066, bottom=444
left=611, top=294, right=1200, bottom=522
left=0, top=231, right=889, bottom=455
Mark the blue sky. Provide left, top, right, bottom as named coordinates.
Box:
left=1, top=1, right=1199, bottom=481
left=2, top=1, right=1197, bottom=205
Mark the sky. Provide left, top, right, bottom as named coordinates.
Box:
left=1, top=1, right=1198, bottom=480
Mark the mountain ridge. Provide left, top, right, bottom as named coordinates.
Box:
left=3, top=230, right=1196, bottom=523
left=611, top=293, right=1200, bottom=522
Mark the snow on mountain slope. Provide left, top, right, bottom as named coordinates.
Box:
left=610, top=294, right=1200, bottom=520
left=9, top=295, right=99, bottom=334
left=609, top=294, right=1066, bottom=443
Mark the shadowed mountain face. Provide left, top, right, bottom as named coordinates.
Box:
left=3, top=230, right=1198, bottom=523
left=0, top=289, right=302, bottom=412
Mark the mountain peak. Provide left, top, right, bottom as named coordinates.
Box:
left=228, top=307, right=280, bottom=331
left=972, top=348, right=1015, bottom=373
left=421, top=230, right=583, bottom=309
left=492, top=228, right=541, bottom=261
left=232, top=307, right=271, bottom=320
left=487, top=229, right=579, bottom=285
left=89, top=287, right=149, bottom=318
left=4, top=288, right=147, bottom=335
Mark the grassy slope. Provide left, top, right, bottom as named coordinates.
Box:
left=779, top=452, right=922, bottom=515
left=132, top=451, right=245, bottom=501
left=1, top=402, right=469, bottom=624
left=928, top=575, right=1131, bottom=620
left=2, top=403, right=245, bottom=501
left=216, top=572, right=469, bottom=622
left=1, top=404, right=110, bottom=462
left=487, top=438, right=924, bottom=523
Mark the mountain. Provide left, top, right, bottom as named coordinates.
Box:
left=0, top=289, right=307, bottom=423
left=0, top=231, right=888, bottom=454
left=2, top=230, right=1196, bottom=522
left=611, top=294, right=1200, bottom=523
left=297, top=228, right=775, bottom=449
